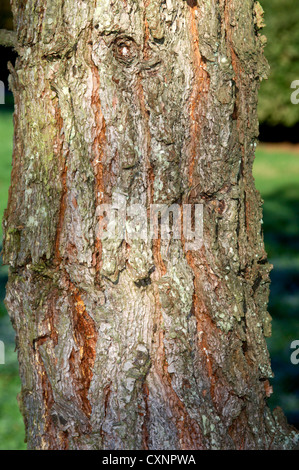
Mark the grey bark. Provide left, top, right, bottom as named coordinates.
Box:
left=3, top=0, right=299, bottom=450
left=0, top=29, right=17, bottom=48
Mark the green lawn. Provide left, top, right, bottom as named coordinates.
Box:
left=0, top=106, right=26, bottom=450
left=253, top=145, right=299, bottom=423
left=0, top=108, right=298, bottom=449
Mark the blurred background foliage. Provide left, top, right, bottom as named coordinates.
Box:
left=0, top=0, right=298, bottom=450
left=258, top=0, right=299, bottom=128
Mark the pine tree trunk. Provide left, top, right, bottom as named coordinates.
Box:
left=3, top=0, right=298, bottom=450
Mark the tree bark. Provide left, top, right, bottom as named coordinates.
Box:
left=3, top=0, right=298, bottom=450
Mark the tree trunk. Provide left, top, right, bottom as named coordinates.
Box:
left=3, top=0, right=298, bottom=450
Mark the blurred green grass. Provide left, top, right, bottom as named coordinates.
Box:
left=0, top=109, right=298, bottom=449
left=253, top=144, right=299, bottom=424
left=0, top=106, right=26, bottom=450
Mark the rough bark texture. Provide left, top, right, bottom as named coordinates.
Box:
left=3, top=0, right=299, bottom=450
